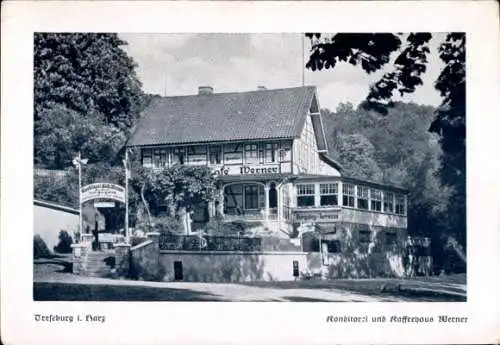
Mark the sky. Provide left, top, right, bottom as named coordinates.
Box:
left=120, top=33, right=446, bottom=111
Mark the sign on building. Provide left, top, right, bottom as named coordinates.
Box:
left=294, top=209, right=341, bottom=222
left=81, top=183, right=125, bottom=204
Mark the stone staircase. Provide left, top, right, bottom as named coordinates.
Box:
left=86, top=250, right=116, bottom=277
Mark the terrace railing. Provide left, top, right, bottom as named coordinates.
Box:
left=159, top=233, right=301, bottom=252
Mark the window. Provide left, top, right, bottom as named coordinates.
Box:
left=187, top=145, right=207, bottom=165
left=280, top=142, right=292, bottom=161
left=152, top=149, right=167, bottom=169
left=244, top=144, right=259, bottom=164
left=171, top=147, right=185, bottom=165
left=209, top=145, right=222, bottom=165
left=357, top=186, right=369, bottom=210
left=320, top=183, right=338, bottom=206
left=384, top=192, right=394, bottom=213
left=224, top=143, right=243, bottom=164
left=297, top=184, right=315, bottom=207
left=371, top=189, right=382, bottom=211
left=265, top=143, right=279, bottom=163
left=385, top=231, right=398, bottom=246
left=395, top=194, right=406, bottom=215
left=224, top=184, right=244, bottom=215
left=244, top=185, right=259, bottom=209
left=359, top=229, right=372, bottom=243
left=342, top=183, right=355, bottom=207
left=142, top=148, right=153, bottom=168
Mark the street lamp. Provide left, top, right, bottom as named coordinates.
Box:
left=72, top=152, right=88, bottom=237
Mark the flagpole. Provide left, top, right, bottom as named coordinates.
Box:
left=302, top=33, right=305, bottom=86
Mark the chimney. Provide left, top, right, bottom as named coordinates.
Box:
left=198, top=86, right=214, bottom=95
left=257, top=85, right=267, bottom=91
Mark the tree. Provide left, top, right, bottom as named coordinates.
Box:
left=34, top=33, right=146, bottom=168
left=35, top=104, right=127, bottom=169
left=322, top=101, right=458, bottom=272
left=333, top=133, right=383, bottom=182
left=306, top=33, right=465, bottom=247
left=130, top=166, right=218, bottom=229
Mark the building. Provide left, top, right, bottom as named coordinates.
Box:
left=126, top=86, right=409, bottom=277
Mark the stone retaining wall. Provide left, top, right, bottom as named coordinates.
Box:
left=159, top=251, right=307, bottom=282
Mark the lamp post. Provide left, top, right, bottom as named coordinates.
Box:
left=72, top=152, right=88, bottom=237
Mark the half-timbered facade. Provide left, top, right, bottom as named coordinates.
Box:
left=126, top=86, right=408, bottom=242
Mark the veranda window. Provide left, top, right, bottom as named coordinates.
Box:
left=320, top=183, right=338, bottom=206
left=395, top=194, right=406, bottom=215
left=357, top=186, right=369, bottom=210
left=224, top=143, right=243, bottom=164
left=371, top=189, right=382, bottom=211
left=297, top=184, right=315, bottom=207
left=384, top=191, right=394, bottom=213
left=342, top=183, right=355, bottom=207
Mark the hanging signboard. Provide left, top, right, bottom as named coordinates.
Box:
left=81, top=183, right=125, bottom=204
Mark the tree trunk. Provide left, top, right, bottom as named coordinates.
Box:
left=140, top=183, right=152, bottom=228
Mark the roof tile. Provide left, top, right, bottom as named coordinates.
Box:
left=127, top=86, right=317, bottom=146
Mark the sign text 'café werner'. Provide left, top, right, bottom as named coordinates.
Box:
left=213, top=164, right=281, bottom=176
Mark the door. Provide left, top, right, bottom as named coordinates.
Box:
left=174, top=261, right=183, bottom=281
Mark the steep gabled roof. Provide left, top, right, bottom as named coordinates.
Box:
left=127, top=86, right=321, bottom=147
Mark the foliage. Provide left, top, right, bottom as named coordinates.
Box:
left=130, top=165, right=217, bottom=221
left=321, top=101, right=463, bottom=272
left=34, top=169, right=79, bottom=208
left=334, top=133, right=383, bottom=181
left=34, top=235, right=52, bottom=259
left=150, top=216, right=185, bottom=235
left=53, top=230, right=74, bottom=253
left=34, top=33, right=146, bottom=169
left=203, top=219, right=259, bottom=237
left=306, top=33, right=465, bottom=252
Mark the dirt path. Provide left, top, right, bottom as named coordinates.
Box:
left=34, top=258, right=464, bottom=302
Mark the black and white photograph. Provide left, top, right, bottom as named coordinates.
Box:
left=32, top=32, right=467, bottom=302
left=2, top=2, right=499, bottom=345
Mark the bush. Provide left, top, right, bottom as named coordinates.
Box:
left=34, top=235, right=52, bottom=259
left=151, top=216, right=185, bottom=235
left=202, top=219, right=259, bottom=236
left=53, top=230, right=73, bottom=253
